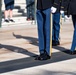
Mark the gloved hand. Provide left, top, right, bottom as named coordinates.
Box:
left=60, top=10, right=65, bottom=18
left=51, top=7, right=57, bottom=13
left=60, top=10, right=64, bottom=14
left=65, top=15, right=70, bottom=20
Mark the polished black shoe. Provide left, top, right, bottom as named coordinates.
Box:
left=52, top=40, right=56, bottom=46
left=35, top=53, right=50, bottom=60
left=0, top=44, right=2, bottom=48
left=9, top=19, right=15, bottom=22
left=52, top=40, right=55, bottom=44
left=63, top=50, right=76, bottom=55
left=70, top=51, right=76, bottom=55
left=4, top=19, right=9, bottom=23
left=56, top=41, right=60, bottom=45
left=35, top=53, right=46, bottom=60
left=52, top=40, right=60, bottom=46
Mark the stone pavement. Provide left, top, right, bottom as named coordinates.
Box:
left=0, top=19, right=76, bottom=75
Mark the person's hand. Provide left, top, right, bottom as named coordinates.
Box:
left=60, top=10, right=64, bottom=14
left=60, top=10, right=65, bottom=18
left=51, top=7, right=57, bottom=13
left=65, top=15, right=70, bottom=20
left=65, top=15, right=70, bottom=19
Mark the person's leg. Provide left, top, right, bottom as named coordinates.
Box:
left=52, top=14, right=55, bottom=41
left=35, top=9, right=51, bottom=60
left=52, top=13, right=60, bottom=45
left=26, top=0, right=31, bottom=20
left=43, top=8, right=51, bottom=56
left=4, top=0, right=10, bottom=22
left=35, top=10, right=46, bottom=60
left=4, top=10, right=9, bottom=20
left=71, top=15, right=76, bottom=52
left=9, top=0, right=14, bottom=22
left=9, top=9, right=13, bottom=19
left=36, top=10, right=45, bottom=54
left=0, top=0, right=2, bottom=27
left=28, top=0, right=34, bottom=20
left=31, top=0, right=35, bottom=20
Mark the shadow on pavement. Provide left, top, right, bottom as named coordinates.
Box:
left=0, top=33, right=76, bottom=74
left=0, top=43, right=76, bottom=74
left=0, top=44, right=37, bottom=57
left=13, top=33, right=38, bottom=46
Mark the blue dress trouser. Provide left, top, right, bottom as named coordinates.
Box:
left=36, top=8, right=51, bottom=55
left=71, top=15, right=76, bottom=51
left=52, top=13, right=60, bottom=41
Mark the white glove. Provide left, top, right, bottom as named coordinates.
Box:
left=51, top=7, right=57, bottom=13
left=65, top=15, right=70, bottom=20
left=60, top=10, right=64, bottom=14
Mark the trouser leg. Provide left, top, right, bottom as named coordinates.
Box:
left=36, top=8, right=50, bottom=55
left=71, top=15, right=76, bottom=51
left=36, top=10, right=44, bottom=54
left=52, top=13, right=60, bottom=41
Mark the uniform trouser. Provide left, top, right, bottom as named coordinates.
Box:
left=0, top=0, right=2, bottom=27
left=71, top=15, right=76, bottom=51
left=52, top=13, right=60, bottom=41
left=26, top=0, right=35, bottom=19
left=36, top=8, right=51, bottom=55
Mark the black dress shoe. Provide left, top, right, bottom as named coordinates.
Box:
left=63, top=50, right=76, bottom=55
left=35, top=53, right=50, bottom=60
left=52, top=40, right=60, bottom=46
left=35, top=53, right=43, bottom=60
left=55, top=41, right=60, bottom=45
left=0, top=44, right=2, bottom=48
left=70, top=51, right=76, bottom=55
left=52, top=40, right=56, bottom=46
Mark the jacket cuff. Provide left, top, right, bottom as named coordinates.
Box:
left=61, top=6, right=64, bottom=11
left=53, top=2, right=58, bottom=8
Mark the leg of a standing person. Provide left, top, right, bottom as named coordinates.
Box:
left=71, top=15, right=76, bottom=52
left=52, top=13, right=60, bottom=46
left=26, top=0, right=30, bottom=20
left=9, top=0, right=15, bottom=22
left=35, top=9, right=51, bottom=60
left=43, top=8, right=51, bottom=56
left=4, top=10, right=9, bottom=20
left=4, top=0, right=9, bottom=22
left=36, top=10, right=45, bottom=54
left=31, top=0, right=35, bottom=20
